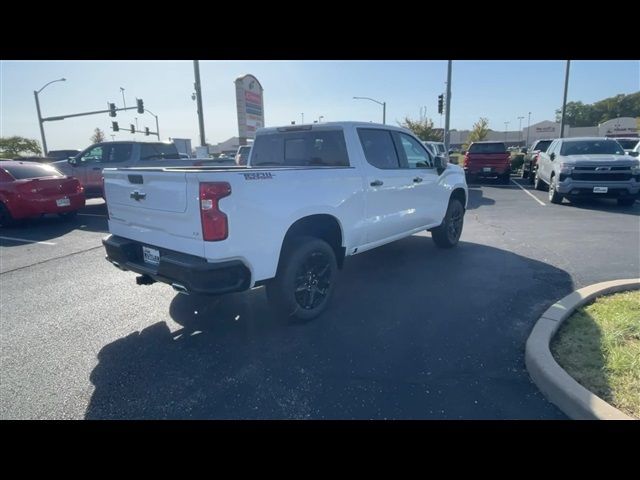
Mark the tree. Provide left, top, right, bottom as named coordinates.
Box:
left=0, top=136, right=42, bottom=158
left=398, top=113, right=443, bottom=141
left=464, top=117, right=490, bottom=148
left=91, top=128, right=106, bottom=144
left=555, top=92, right=640, bottom=126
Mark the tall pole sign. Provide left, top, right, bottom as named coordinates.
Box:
left=235, top=74, right=264, bottom=146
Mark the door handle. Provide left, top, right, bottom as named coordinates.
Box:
left=370, top=180, right=383, bottom=187
left=413, top=177, right=423, bottom=183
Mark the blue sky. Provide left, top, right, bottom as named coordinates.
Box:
left=1, top=60, right=638, bottom=151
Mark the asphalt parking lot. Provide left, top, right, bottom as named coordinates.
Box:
left=1, top=183, right=639, bottom=419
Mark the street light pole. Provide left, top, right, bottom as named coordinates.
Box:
left=559, top=60, right=571, bottom=139
left=144, top=108, right=161, bottom=140
left=193, top=60, right=206, bottom=146
left=526, top=111, right=531, bottom=146
left=517, top=116, right=524, bottom=143
left=353, top=96, right=386, bottom=124
left=33, top=77, right=66, bottom=155
left=120, top=87, right=126, bottom=109
left=504, top=121, right=510, bottom=143
left=444, top=60, right=452, bottom=151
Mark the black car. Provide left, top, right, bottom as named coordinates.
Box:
left=521, top=139, right=553, bottom=183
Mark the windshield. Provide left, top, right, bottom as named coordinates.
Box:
left=2, top=163, right=63, bottom=179
left=615, top=139, right=639, bottom=150
left=560, top=140, right=625, bottom=156
left=469, top=142, right=506, bottom=153
left=533, top=140, right=552, bottom=152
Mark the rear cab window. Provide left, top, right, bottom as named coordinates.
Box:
left=2, top=163, right=63, bottom=180
left=251, top=128, right=350, bottom=167
left=140, top=143, right=181, bottom=161
left=468, top=142, right=507, bottom=154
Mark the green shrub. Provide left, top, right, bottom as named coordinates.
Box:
left=510, top=153, right=524, bottom=172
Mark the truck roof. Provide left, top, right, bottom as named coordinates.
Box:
left=257, top=121, right=410, bottom=134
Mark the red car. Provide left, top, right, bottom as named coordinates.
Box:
left=0, top=160, right=85, bottom=226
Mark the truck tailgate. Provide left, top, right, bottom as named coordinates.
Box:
left=104, top=169, right=205, bottom=257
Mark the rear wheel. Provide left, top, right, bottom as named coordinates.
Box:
left=431, top=198, right=465, bottom=248
left=266, top=236, right=337, bottom=321
left=617, top=197, right=636, bottom=207
left=0, top=202, right=15, bottom=227
left=534, top=171, right=546, bottom=191
left=548, top=175, right=563, bottom=204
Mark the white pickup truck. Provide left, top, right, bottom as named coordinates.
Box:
left=102, top=122, right=468, bottom=319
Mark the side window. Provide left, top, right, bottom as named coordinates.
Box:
left=357, top=129, right=400, bottom=169
left=79, top=146, right=104, bottom=164
left=105, top=144, right=132, bottom=163
left=396, top=133, right=433, bottom=169
left=545, top=141, right=557, bottom=156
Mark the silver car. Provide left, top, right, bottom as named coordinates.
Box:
left=534, top=137, right=640, bottom=206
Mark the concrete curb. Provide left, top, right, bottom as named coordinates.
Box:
left=525, top=278, right=640, bottom=420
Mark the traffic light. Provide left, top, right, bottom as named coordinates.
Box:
left=145, top=127, right=150, bottom=136
left=136, top=98, right=144, bottom=114
left=112, top=121, right=119, bottom=132
left=438, top=94, right=444, bottom=114
left=130, top=124, right=135, bottom=133
left=109, top=103, right=117, bottom=117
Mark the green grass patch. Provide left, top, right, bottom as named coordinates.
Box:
left=551, top=290, right=640, bottom=418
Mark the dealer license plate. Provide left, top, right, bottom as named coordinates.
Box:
left=143, top=246, right=160, bottom=266
left=483, top=167, right=491, bottom=173
left=56, top=198, right=71, bottom=207
left=593, top=187, right=608, bottom=193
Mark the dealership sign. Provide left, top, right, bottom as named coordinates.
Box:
left=235, top=74, right=264, bottom=140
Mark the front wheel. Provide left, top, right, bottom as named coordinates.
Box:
left=500, top=171, right=511, bottom=185
left=266, top=236, right=337, bottom=321
left=548, top=175, right=563, bottom=204
left=431, top=198, right=465, bottom=248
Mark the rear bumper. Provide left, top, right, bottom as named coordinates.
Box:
left=102, top=234, right=251, bottom=295
left=10, top=192, right=85, bottom=219
left=464, top=166, right=511, bottom=177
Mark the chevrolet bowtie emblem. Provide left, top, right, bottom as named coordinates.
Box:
left=130, top=191, right=146, bottom=201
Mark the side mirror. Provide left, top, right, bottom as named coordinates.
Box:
left=68, top=157, right=77, bottom=166
left=629, top=151, right=639, bottom=157
left=521, top=148, right=528, bottom=154
left=448, top=149, right=455, bottom=155
left=434, top=155, right=447, bottom=175
left=550, top=152, right=556, bottom=161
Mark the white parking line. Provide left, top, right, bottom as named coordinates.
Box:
left=0, top=236, right=57, bottom=246
left=78, top=213, right=107, bottom=218
left=511, top=179, right=546, bottom=206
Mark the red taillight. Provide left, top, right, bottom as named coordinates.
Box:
left=200, top=182, right=231, bottom=241
left=463, top=153, right=469, bottom=167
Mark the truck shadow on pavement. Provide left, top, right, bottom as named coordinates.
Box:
left=466, top=187, right=496, bottom=210
left=85, top=237, right=573, bottom=420
left=559, top=198, right=640, bottom=216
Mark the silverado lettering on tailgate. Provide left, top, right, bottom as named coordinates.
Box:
left=243, top=172, right=274, bottom=180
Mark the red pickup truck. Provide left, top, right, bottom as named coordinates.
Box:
left=463, top=141, right=511, bottom=184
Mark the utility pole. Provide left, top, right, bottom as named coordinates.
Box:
left=34, top=77, right=66, bottom=155
left=526, top=111, right=531, bottom=146
left=517, top=116, right=524, bottom=143
left=504, top=121, right=510, bottom=143
left=120, top=87, right=126, bottom=109
left=444, top=60, right=452, bottom=151
left=193, top=60, right=206, bottom=146
left=559, top=60, right=571, bottom=139
left=301, top=113, right=304, bottom=124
